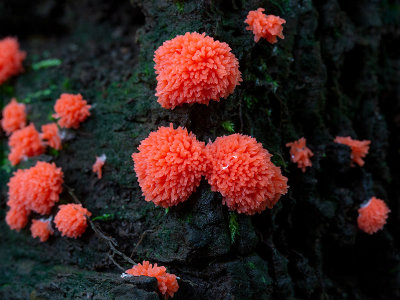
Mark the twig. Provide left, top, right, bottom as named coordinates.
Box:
left=108, top=240, right=136, bottom=265
left=108, top=252, right=125, bottom=272
left=63, top=183, right=136, bottom=266
left=130, top=229, right=156, bottom=258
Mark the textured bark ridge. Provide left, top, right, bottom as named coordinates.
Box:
left=1, top=0, right=399, bottom=299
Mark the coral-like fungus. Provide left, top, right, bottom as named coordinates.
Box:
left=205, top=134, right=288, bottom=215
left=7, top=161, right=63, bottom=216
left=8, top=123, right=45, bottom=165
left=1, top=98, right=26, bottom=135
left=53, top=93, right=91, bottom=129
left=244, top=8, right=286, bottom=43
left=54, top=204, right=92, bottom=238
left=0, top=37, right=26, bottom=85
left=41, top=123, right=62, bottom=150
left=154, top=32, right=242, bottom=109
left=92, top=154, right=106, bottom=179
left=23, top=162, right=64, bottom=214
left=357, top=197, right=390, bottom=234
left=6, top=162, right=63, bottom=231
left=5, top=206, right=29, bottom=231
left=132, top=124, right=207, bottom=208
left=286, top=137, right=314, bottom=172
left=6, top=169, right=29, bottom=211
left=31, top=218, right=54, bottom=242
left=334, top=136, right=371, bottom=167
left=125, top=261, right=179, bottom=298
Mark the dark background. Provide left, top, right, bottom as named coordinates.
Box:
left=1, top=0, right=399, bottom=299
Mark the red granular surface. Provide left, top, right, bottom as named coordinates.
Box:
left=53, top=93, right=91, bottom=129
left=1, top=98, right=26, bottom=135
left=5, top=206, right=29, bottom=231
left=8, top=123, right=45, bottom=165
left=358, top=197, right=390, bottom=235
left=126, top=261, right=179, bottom=298
left=205, top=134, right=288, bottom=215
left=244, top=8, right=286, bottom=43
left=6, top=161, right=63, bottom=221
left=31, top=219, right=54, bottom=242
left=0, top=37, right=26, bottom=85
left=132, top=124, right=207, bottom=208
left=41, top=123, right=62, bottom=150
left=6, top=169, right=29, bottom=210
left=286, top=137, right=314, bottom=172
left=23, top=161, right=64, bottom=215
left=154, top=32, right=242, bottom=109
left=334, top=136, right=371, bottom=167
left=54, top=204, right=92, bottom=238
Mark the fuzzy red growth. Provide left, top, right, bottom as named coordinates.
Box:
left=132, top=124, right=206, bottom=208
left=53, top=93, right=91, bottom=129
left=154, top=32, right=242, bottom=109
left=5, top=206, right=29, bottom=231
left=54, top=204, right=92, bottom=238
left=24, top=161, right=64, bottom=214
left=286, top=137, right=314, bottom=172
left=6, top=169, right=31, bottom=231
left=41, top=123, right=62, bottom=150
left=358, top=197, right=390, bottom=234
left=244, top=8, right=286, bottom=43
left=126, top=261, right=179, bottom=298
left=1, top=98, right=26, bottom=135
left=0, top=37, right=26, bottom=85
left=334, top=136, right=371, bottom=167
left=8, top=123, right=45, bottom=165
left=205, top=134, right=288, bottom=215
left=92, top=154, right=106, bottom=179
left=30, top=219, right=54, bottom=242
left=6, top=161, right=63, bottom=217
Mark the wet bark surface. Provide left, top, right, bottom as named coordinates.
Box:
left=1, top=0, right=399, bottom=299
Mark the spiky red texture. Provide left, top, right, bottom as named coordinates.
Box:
left=205, top=134, right=288, bottom=215
left=286, top=137, right=314, bottom=172
left=6, top=169, right=29, bottom=210
left=126, top=261, right=179, bottom=298
left=23, top=162, right=64, bottom=214
left=54, top=204, right=91, bottom=238
left=53, top=93, right=91, bottom=129
left=8, top=123, right=45, bottom=165
left=41, top=123, right=62, bottom=150
left=334, top=136, right=371, bottom=167
left=31, top=219, right=54, bottom=242
left=5, top=206, right=29, bottom=231
left=6, top=161, right=64, bottom=219
left=244, top=8, right=286, bottom=43
left=154, top=32, right=242, bottom=109
left=1, top=98, right=26, bottom=135
left=0, top=37, right=26, bottom=85
left=358, top=197, right=390, bottom=234
left=132, top=124, right=207, bottom=208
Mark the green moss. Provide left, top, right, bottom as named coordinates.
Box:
left=229, top=212, right=239, bottom=244
left=175, top=0, right=184, bottom=13
left=270, top=0, right=291, bottom=14
left=32, top=58, right=62, bottom=71
left=92, top=213, right=115, bottom=222
left=221, top=120, right=235, bottom=133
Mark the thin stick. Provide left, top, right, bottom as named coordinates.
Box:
left=108, top=252, right=125, bottom=272
left=63, top=183, right=136, bottom=266
left=130, top=229, right=156, bottom=258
